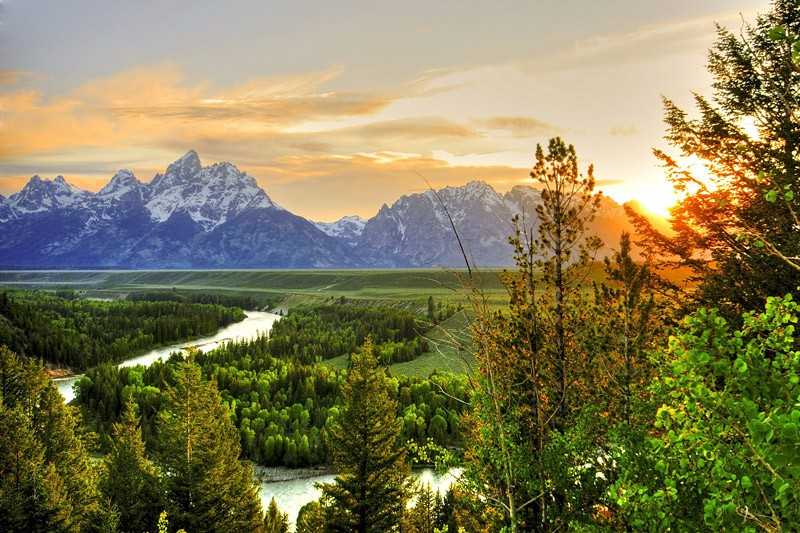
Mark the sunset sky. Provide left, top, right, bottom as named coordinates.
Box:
left=0, top=0, right=767, bottom=220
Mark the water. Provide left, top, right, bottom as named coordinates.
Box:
left=53, top=310, right=282, bottom=403
left=259, top=467, right=462, bottom=530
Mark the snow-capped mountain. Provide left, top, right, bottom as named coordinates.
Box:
left=0, top=151, right=636, bottom=268
left=357, top=181, right=516, bottom=266
left=8, top=175, right=91, bottom=214
left=355, top=181, right=632, bottom=267
left=0, top=151, right=353, bottom=268
left=145, top=150, right=278, bottom=230
left=314, top=215, right=366, bottom=246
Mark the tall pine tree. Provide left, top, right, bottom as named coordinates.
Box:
left=263, top=497, right=289, bottom=533
left=100, top=397, right=162, bottom=533
left=319, top=338, right=411, bottom=532
left=157, top=360, right=263, bottom=533
left=464, top=137, right=608, bottom=532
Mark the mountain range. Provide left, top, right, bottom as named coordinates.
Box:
left=0, top=151, right=636, bottom=268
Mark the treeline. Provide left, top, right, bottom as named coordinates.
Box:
left=75, top=332, right=469, bottom=468
left=267, top=303, right=430, bottom=364
left=127, top=290, right=272, bottom=311
left=0, top=290, right=244, bottom=370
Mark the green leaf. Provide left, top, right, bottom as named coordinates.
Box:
left=785, top=190, right=795, bottom=202
left=766, top=189, right=778, bottom=203
left=768, top=25, right=787, bottom=40
left=741, top=476, right=752, bottom=489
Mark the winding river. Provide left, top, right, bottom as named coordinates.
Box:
left=54, top=310, right=281, bottom=403
left=51, top=309, right=461, bottom=528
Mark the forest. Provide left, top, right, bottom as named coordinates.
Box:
left=266, top=303, right=439, bottom=364
left=74, top=329, right=469, bottom=468
left=0, top=290, right=245, bottom=370
left=2, top=2, right=800, bottom=532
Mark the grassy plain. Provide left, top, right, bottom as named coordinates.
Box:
left=0, top=268, right=508, bottom=308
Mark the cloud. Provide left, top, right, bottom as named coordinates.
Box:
left=0, top=64, right=401, bottom=160
left=609, top=124, right=638, bottom=136
left=0, top=70, right=28, bottom=85
left=476, top=116, right=559, bottom=137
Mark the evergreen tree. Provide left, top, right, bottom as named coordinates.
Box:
left=319, top=338, right=412, bottom=532
left=464, top=137, right=606, bottom=532
left=0, top=346, right=117, bottom=532
left=427, top=296, right=435, bottom=323
left=263, top=497, right=289, bottom=533
left=100, top=398, right=162, bottom=533
left=409, top=483, right=438, bottom=533
left=156, top=360, right=263, bottom=533
left=627, top=0, right=800, bottom=317
left=592, top=233, right=662, bottom=424
left=296, top=501, right=326, bottom=533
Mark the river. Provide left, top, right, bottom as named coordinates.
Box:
left=54, top=310, right=281, bottom=403
left=259, top=467, right=462, bottom=529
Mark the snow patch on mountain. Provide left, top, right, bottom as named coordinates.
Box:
left=314, top=215, right=366, bottom=240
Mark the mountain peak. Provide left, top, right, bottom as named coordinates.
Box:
left=10, top=174, right=89, bottom=214
left=166, top=150, right=202, bottom=178
left=98, top=169, right=143, bottom=199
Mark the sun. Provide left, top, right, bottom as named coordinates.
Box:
left=617, top=180, right=678, bottom=218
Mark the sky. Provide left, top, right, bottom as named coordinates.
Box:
left=0, top=0, right=769, bottom=220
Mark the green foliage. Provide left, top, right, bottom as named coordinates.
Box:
left=263, top=497, right=289, bottom=533
left=0, top=346, right=118, bottom=532
left=77, top=328, right=470, bottom=469
left=612, top=294, right=800, bottom=531
left=100, top=398, right=162, bottom=533
left=296, top=501, right=326, bottom=533
left=127, top=290, right=267, bottom=310
left=318, top=339, right=413, bottom=532
left=408, top=483, right=439, bottom=533
left=268, top=303, right=429, bottom=364
left=156, top=361, right=263, bottom=533
left=0, top=290, right=244, bottom=370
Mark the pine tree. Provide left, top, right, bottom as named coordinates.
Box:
left=592, top=233, right=661, bottom=424
left=263, top=497, right=289, bottom=533
left=296, top=501, right=326, bottom=533
left=157, top=360, right=263, bottom=533
left=409, top=483, right=437, bottom=533
left=100, top=397, right=162, bottom=533
left=427, top=296, right=436, bottom=323
left=319, top=338, right=412, bottom=532
left=464, top=138, right=606, bottom=532
left=0, top=346, right=117, bottom=532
